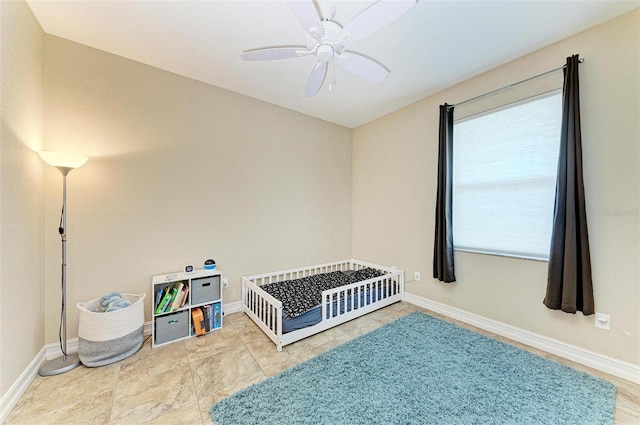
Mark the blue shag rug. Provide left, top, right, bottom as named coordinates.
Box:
left=210, top=311, right=616, bottom=424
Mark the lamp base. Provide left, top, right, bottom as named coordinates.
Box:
left=39, top=353, right=81, bottom=376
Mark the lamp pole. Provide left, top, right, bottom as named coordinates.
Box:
left=38, top=157, right=84, bottom=376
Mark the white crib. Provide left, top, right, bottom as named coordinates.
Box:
left=242, top=259, right=404, bottom=351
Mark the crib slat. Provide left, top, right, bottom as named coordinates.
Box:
left=260, top=297, right=264, bottom=322
left=267, top=297, right=272, bottom=330
left=350, top=288, right=355, bottom=311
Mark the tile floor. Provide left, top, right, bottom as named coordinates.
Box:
left=5, top=302, right=639, bottom=424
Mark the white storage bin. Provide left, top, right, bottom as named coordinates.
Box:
left=77, top=293, right=145, bottom=367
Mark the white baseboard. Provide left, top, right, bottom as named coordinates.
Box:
left=0, top=347, right=47, bottom=423
left=404, top=292, right=640, bottom=384
left=44, top=339, right=78, bottom=360
left=223, top=301, right=243, bottom=315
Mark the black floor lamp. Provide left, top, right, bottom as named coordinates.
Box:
left=38, top=151, right=88, bottom=376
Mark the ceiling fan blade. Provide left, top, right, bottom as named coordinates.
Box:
left=341, top=0, right=416, bottom=44
left=305, top=61, right=328, bottom=97
left=287, top=0, right=324, bottom=39
left=241, top=47, right=307, bottom=61
left=337, top=52, right=389, bottom=82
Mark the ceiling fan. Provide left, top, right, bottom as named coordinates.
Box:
left=240, top=0, right=417, bottom=97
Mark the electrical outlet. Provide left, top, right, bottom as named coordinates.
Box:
left=222, top=277, right=229, bottom=288
left=595, top=312, right=610, bottom=331
left=414, top=271, right=421, bottom=281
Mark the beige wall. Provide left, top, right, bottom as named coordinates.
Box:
left=42, top=36, right=352, bottom=343
left=353, top=9, right=640, bottom=365
left=2, top=0, right=638, bottom=404
left=0, top=0, right=45, bottom=396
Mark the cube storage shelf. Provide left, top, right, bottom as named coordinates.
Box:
left=151, top=268, right=223, bottom=347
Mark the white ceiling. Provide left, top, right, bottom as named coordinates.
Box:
left=27, top=0, right=639, bottom=128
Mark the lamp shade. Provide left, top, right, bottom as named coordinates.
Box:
left=39, top=151, right=88, bottom=169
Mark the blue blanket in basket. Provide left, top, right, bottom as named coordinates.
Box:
left=95, top=292, right=132, bottom=312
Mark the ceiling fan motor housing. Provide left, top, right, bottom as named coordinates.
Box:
left=307, top=20, right=344, bottom=61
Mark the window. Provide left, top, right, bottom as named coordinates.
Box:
left=452, top=91, right=562, bottom=260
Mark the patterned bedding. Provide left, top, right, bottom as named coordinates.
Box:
left=260, top=268, right=383, bottom=318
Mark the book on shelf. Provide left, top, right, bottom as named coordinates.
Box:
left=180, top=285, right=189, bottom=308
left=213, top=302, right=222, bottom=329
left=162, top=287, right=177, bottom=313
left=169, top=282, right=185, bottom=312
left=155, top=287, right=165, bottom=310
left=155, top=287, right=172, bottom=314
left=207, top=304, right=214, bottom=330
left=202, top=305, right=211, bottom=332
left=171, top=291, right=184, bottom=312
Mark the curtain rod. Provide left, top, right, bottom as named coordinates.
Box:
left=449, top=57, right=584, bottom=109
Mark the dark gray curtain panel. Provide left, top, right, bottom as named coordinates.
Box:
left=433, top=104, right=456, bottom=283
left=544, top=54, right=594, bottom=315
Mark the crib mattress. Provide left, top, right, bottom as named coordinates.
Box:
left=261, top=268, right=383, bottom=319
left=281, top=284, right=399, bottom=333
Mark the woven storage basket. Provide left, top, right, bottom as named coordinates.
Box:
left=76, top=293, right=145, bottom=367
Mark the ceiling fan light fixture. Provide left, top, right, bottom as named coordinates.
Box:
left=316, top=44, right=334, bottom=62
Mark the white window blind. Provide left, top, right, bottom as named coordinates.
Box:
left=452, top=91, right=562, bottom=260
